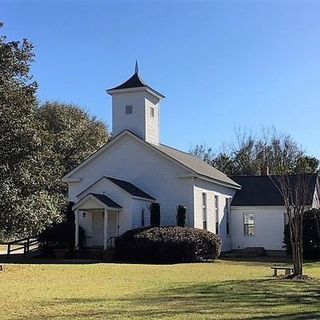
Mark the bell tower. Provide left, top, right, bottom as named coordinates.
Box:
left=107, top=63, right=165, bottom=146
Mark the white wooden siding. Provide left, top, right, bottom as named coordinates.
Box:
left=231, top=206, right=286, bottom=251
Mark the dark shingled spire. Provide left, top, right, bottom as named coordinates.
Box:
left=107, top=62, right=165, bottom=98
left=108, top=72, right=147, bottom=91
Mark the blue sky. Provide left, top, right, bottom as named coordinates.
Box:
left=2, top=0, right=320, bottom=157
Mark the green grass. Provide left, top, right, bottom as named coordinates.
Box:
left=1, top=260, right=320, bottom=319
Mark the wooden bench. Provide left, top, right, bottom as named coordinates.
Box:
left=271, top=265, right=293, bottom=276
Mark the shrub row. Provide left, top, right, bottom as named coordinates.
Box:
left=115, top=226, right=221, bottom=263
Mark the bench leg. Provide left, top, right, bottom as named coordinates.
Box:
left=273, top=269, right=277, bottom=277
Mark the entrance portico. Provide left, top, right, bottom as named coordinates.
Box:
left=72, top=193, right=122, bottom=250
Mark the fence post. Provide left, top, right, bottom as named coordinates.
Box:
left=26, top=238, right=30, bottom=253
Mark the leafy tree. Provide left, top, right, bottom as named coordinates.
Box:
left=0, top=23, right=61, bottom=238
left=0, top=25, right=109, bottom=240
left=37, top=102, right=109, bottom=198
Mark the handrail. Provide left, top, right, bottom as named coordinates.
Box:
left=0, top=236, right=39, bottom=259
left=0, top=236, right=38, bottom=246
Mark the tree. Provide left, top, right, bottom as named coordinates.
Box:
left=0, top=23, right=61, bottom=238
left=284, top=208, right=320, bottom=260
left=37, top=102, right=109, bottom=199
left=271, top=174, right=312, bottom=276
left=0, top=25, right=109, bottom=239
left=190, top=129, right=319, bottom=176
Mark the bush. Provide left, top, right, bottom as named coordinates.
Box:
left=176, top=205, right=187, bottom=227
left=284, top=208, right=320, bottom=260
left=149, top=203, right=160, bottom=227
left=38, top=202, right=85, bottom=257
left=115, top=226, right=221, bottom=263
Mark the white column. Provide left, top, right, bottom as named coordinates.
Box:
left=103, top=208, right=108, bottom=250
left=75, top=209, right=79, bottom=250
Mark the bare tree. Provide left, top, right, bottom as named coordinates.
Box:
left=270, top=174, right=313, bottom=276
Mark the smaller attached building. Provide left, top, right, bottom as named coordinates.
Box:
left=230, top=174, right=320, bottom=253
left=72, top=176, right=155, bottom=249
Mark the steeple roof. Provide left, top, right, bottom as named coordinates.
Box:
left=108, top=72, right=147, bottom=91
left=107, top=63, right=165, bottom=99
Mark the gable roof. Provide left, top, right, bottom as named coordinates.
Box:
left=73, top=193, right=122, bottom=211
left=107, top=177, right=155, bottom=200
left=107, top=72, right=165, bottom=99
left=63, top=130, right=240, bottom=189
left=76, top=176, right=155, bottom=201
left=153, top=143, right=241, bottom=189
left=90, top=193, right=122, bottom=208
left=231, top=174, right=319, bottom=206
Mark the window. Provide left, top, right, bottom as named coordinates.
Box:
left=244, top=213, right=255, bottom=236
left=150, top=106, right=155, bottom=117
left=215, top=195, right=219, bottom=234
left=226, top=198, right=231, bottom=236
left=202, top=193, right=207, bottom=230
left=125, top=105, right=132, bottom=114
left=141, top=209, right=145, bottom=227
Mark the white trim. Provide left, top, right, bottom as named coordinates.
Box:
left=72, top=194, right=121, bottom=211
left=63, top=130, right=240, bottom=190
left=63, top=130, right=194, bottom=182
left=194, top=175, right=241, bottom=190
left=132, top=196, right=155, bottom=202
left=76, top=176, right=156, bottom=202
left=107, top=86, right=165, bottom=100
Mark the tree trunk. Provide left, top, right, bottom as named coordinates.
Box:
left=291, top=216, right=304, bottom=276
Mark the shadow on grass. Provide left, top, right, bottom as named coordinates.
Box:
left=16, top=278, right=320, bottom=320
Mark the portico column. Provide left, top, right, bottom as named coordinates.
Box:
left=75, top=209, right=79, bottom=250
left=103, top=208, right=108, bottom=250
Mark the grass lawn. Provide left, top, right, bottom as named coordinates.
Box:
left=1, top=259, right=320, bottom=320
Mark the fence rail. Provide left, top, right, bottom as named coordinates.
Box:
left=0, top=236, right=40, bottom=259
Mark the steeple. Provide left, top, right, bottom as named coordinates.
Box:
left=106, top=65, right=165, bottom=145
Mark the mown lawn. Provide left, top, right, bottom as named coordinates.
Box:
left=1, top=260, right=320, bottom=320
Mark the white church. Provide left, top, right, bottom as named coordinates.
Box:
left=62, top=65, right=319, bottom=255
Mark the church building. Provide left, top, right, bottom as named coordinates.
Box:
left=62, top=64, right=319, bottom=254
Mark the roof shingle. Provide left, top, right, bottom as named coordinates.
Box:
left=90, top=193, right=122, bottom=208
left=231, top=174, right=318, bottom=206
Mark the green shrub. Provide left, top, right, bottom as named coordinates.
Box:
left=176, top=205, right=187, bottom=227
left=284, top=208, right=320, bottom=260
left=115, top=226, right=221, bottom=263
left=38, top=202, right=85, bottom=256
left=148, top=203, right=160, bottom=227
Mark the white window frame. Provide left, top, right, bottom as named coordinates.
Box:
left=243, top=213, right=255, bottom=236
left=202, top=192, right=207, bottom=230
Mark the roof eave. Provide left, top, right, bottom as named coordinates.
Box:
left=178, top=174, right=241, bottom=189
left=106, top=86, right=165, bottom=100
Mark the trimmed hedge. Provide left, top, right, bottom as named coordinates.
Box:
left=115, top=226, right=221, bottom=263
